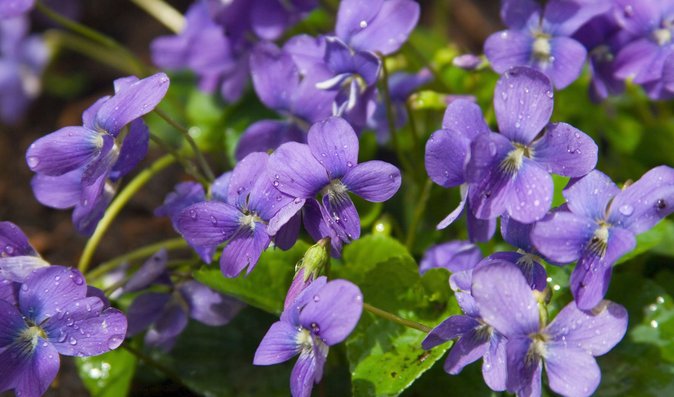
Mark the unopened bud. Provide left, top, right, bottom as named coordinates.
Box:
left=284, top=238, right=331, bottom=309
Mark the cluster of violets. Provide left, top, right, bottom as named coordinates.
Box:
left=482, top=0, right=674, bottom=101
left=3, top=0, right=674, bottom=396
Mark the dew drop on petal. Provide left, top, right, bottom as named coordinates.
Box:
left=107, top=335, right=125, bottom=349
left=618, top=204, right=634, bottom=216
left=27, top=156, right=40, bottom=168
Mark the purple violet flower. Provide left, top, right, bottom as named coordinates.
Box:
left=254, top=276, right=362, bottom=397
left=531, top=167, right=674, bottom=310
left=125, top=250, right=243, bottom=351
left=267, top=116, right=401, bottom=250
left=0, top=0, right=34, bottom=19
left=176, top=152, right=300, bottom=277
left=465, top=66, right=597, bottom=224
left=26, top=74, right=169, bottom=235
left=424, top=98, right=497, bottom=241
left=0, top=266, right=127, bottom=397
left=0, top=16, right=49, bottom=124
left=0, top=221, right=48, bottom=282
left=485, top=0, right=611, bottom=89
left=471, top=261, right=627, bottom=397
left=419, top=240, right=482, bottom=275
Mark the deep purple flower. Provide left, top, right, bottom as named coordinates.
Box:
left=531, top=167, right=674, bottom=309
left=465, top=67, right=597, bottom=224
left=0, top=0, right=34, bottom=19
left=0, top=266, right=127, bottom=396
left=236, top=38, right=336, bottom=160
left=485, top=0, right=610, bottom=88
left=471, top=261, right=627, bottom=397
left=176, top=152, right=300, bottom=277
left=612, top=0, right=674, bottom=98
left=335, top=0, right=420, bottom=56
left=125, top=250, right=243, bottom=351
left=0, top=16, right=49, bottom=124
left=0, top=221, right=48, bottom=282
left=424, top=98, right=496, bottom=241
left=419, top=240, right=482, bottom=275
left=26, top=74, right=168, bottom=234
left=254, top=276, right=362, bottom=397
left=267, top=116, right=401, bottom=249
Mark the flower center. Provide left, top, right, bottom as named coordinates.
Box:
left=526, top=333, right=548, bottom=364
left=532, top=34, right=552, bottom=62
left=17, top=325, right=46, bottom=356
left=296, top=328, right=313, bottom=352
left=588, top=222, right=610, bottom=257
left=321, top=179, right=349, bottom=199
left=239, top=213, right=262, bottom=230
left=500, top=144, right=532, bottom=174
left=590, top=45, right=614, bottom=63
left=653, top=28, right=672, bottom=46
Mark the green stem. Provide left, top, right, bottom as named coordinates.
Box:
left=405, top=179, right=433, bottom=250
left=148, top=134, right=209, bottom=185
left=36, top=0, right=148, bottom=76
left=86, top=237, right=189, bottom=280
left=379, top=57, right=416, bottom=179
left=78, top=155, right=176, bottom=273
left=363, top=303, right=431, bottom=333
left=130, top=0, right=185, bottom=33
left=154, top=108, right=216, bottom=182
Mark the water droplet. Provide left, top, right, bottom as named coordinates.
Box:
left=210, top=216, right=218, bottom=225
left=273, top=180, right=280, bottom=187
left=623, top=5, right=634, bottom=17
left=359, top=20, right=368, bottom=29
left=107, top=335, right=124, bottom=349
left=189, top=209, right=197, bottom=219
left=69, top=337, right=78, bottom=345
left=389, top=173, right=396, bottom=180
left=27, top=156, right=40, bottom=168
left=293, top=198, right=302, bottom=204
left=236, top=187, right=245, bottom=194
left=656, top=199, right=667, bottom=210
left=500, top=91, right=508, bottom=100
left=4, top=245, right=14, bottom=255
left=346, top=161, right=353, bottom=167
left=313, top=295, right=320, bottom=302
left=618, top=204, right=634, bottom=216
left=21, top=284, right=28, bottom=292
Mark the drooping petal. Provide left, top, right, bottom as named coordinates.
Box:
left=307, top=117, right=359, bottom=180
left=500, top=214, right=534, bottom=251
left=546, top=300, right=628, bottom=356
left=0, top=299, right=24, bottom=347
left=46, top=298, right=127, bottom=357
left=494, top=67, right=554, bottom=144
left=268, top=142, right=329, bottom=198
left=0, top=221, right=37, bottom=257
left=253, top=321, right=301, bottom=365
left=180, top=280, right=244, bottom=326
left=175, top=201, right=241, bottom=247
left=342, top=160, right=401, bottom=202
left=321, top=191, right=361, bottom=241
left=219, top=223, right=272, bottom=277
left=571, top=227, right=636, bottom=310
left=419, top=241, right=482, bottom=274
left=211, top=172, right=231, bottom=203
left=530, top=211, right=596, bottom=264
left=126, top=292, right=170, bottom=336
left=466, top=199, right=498, bottom=242
left=123, top=250, right=168, bottom=293
left=544, top=344, right=601, bottom=397
left=421, top=315, right=480, bottom=349
left=154, top=182, right=206, bottom=228
left=563, top=170, right=619, bottom=221
left=109, top=119, right=149, bottom=179
left=437, top=192, right=466, bottom=230
left=250, top=42, right=298, bottom=111
left=0, top=338, right=60, bottom=397
left=235, top=120, right=305, bottom=161
left=274, top=211, right=301, bottom=250
left=545, top=36, right=587, bottom=89
left=290, top=348, right=320, bottom=397
left=0, top=256, right=49, bottom=282
left=484, top=30, right=533, bottom=75
left=26, top=126, right=102, bottom=176
left=268, top=198, right=305, bottom=235
left=482, top=334, right=507, bottom=391
left=608, top=165, right=674, bottom=234
left=450, top=271, right=480, bottom=317
left=425, top=128, right=472, bottom=188
left=31, top=169, right=82, bottom=209
left=19, top=266, right=88, bottom=324
left=532, top=122, right=598, bottom=177
left=506, top=336, right=542, bottom=396
left=505, top=159, right=553, bottom=223
left=144, top=302, right=188, bottom=351
left=471, top=261, right=539, bottom=337
left=613, top=39, right=661, bottom=82
left=443, top=327, right=490, bottom=375
left=298, top=279, right=363, bottom=345
left=95, top=72, right=170, bottom=136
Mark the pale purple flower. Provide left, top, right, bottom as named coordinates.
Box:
left=125, top=250, right=243, bottom=351
left=0, top=0, right=34, bottom=19
left=471, top=261, right=627, bottom=397
left=267, top=116, right=401, bottom=250
left=0, top=221, right=48, bottom=282
left=0, top=266, right=127, bottom=397
left=465, top=67, right=597, bottom=224
left=531, top=167, right=674, bottom=310
left=419, top=240, right=481, bottom=275
left=254, top=276, right=362, bottom=397
left=485, top=0, right=611, bottom=88
left=176, top=152, right=300, bottom=277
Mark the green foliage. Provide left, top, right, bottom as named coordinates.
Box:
left=75, top=349, right=137, bottom=397
left=194, top=241, right=310, bottom=314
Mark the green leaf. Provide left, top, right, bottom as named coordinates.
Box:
left=194, top=241, right=310, bottom=314
left=345, top=252, right=460, bottom=397
left=337, top=234, right=409, bottom=283
left=616, top=220, right=673, bottom=265
left=76, top=349, right=137, bottom=397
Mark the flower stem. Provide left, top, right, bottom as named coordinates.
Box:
left=148, top=134, right=209, bottom=185
left=154, top=108, right=216, bottom=182
left=130, top=0, right=185, bottom=33
left=363, top=303, right=432, bottom=333
left=86, top=237, right=189, bottom=280
left=405, top=179, right=433, bottom=250
left=35, top=0, right=148, bottom=76
left=78, top=155, right=176, bottom=274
